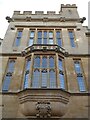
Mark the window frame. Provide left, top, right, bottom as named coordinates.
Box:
left=14, top=29, right=23, bottom=47
left=2, top=59, right=16, bottom=91
left=74, top=59, right=86, bottom=92
left=68, top=29, right=76, bottom=48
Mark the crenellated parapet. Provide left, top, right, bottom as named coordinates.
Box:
left=13, top=11, right=56, bottom=15
left=5, top=4, right=86, bottom=24
left=61, top=4, right=77, bottom=8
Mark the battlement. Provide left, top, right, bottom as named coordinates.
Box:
left=13, top=11, right=57, bottom=15
left=61, top=4, right=77, bottom=8
left=13, top=4, right=77, bottom=16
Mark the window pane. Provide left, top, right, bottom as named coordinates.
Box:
left=70, top=38, right=75, bottom=47
left=49, top=39, right=53, bottom=44
left=44, top=31, right=47, bottom=38
left=69, top=31, right=75, bottom=47
left=69, top=31, right=74, bottom=38
left=57, top=38, right=62, bottom=47
left=32, top=70, right=40, bottom=88
left=38, top=31, right=42, bottom=38
left=2, top=76, right=11, bottom=91
left=74, top=62, right=82, bottom=73
left=30, top=31, right=34, bottom=37
left=37, top=38, right=42, bottom=44
left=56, top=31, right=60, bottom=38
left=59, top=73, right=65, bottom=89
left=41, top=71, right=47, bottom=87
left=26, top=59, right=31, bottom=71
left=34, top=57, right=40, bottom=68
left=43, top=38, right=47, bottom=44
left=42, top=57, right=47, bottom=68
left=49, top=70, right=56, bottom=88
left=28, top=38, right=33, bottom=46
left=49, top=31, right=53, bottom=38
left=49, top=57, right=54, bottom=68
left=18, top=31, right=22, bottom=37
left=58, top=59, right=63, bottom=71
left=24, top=73, right=29, bottom=89
left=7, top=60, right=15, bottom=73
left=77, top=76, right=86, bottom=92
left=15, top=38, right=20, bottom=46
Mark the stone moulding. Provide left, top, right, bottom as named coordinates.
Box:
left=18, top=89, right=70, bottom=118
left=21, top=44, right=69, bottom=57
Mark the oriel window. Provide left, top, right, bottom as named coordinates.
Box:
left=32, top=55, right=56, bottom=88
left=24, top=58, right=31, bottom=89
left=58, top=58, right=65, bottom=89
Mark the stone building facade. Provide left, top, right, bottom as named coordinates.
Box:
left=0, top=4, right=89, bottom=119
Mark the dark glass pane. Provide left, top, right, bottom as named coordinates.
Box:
left=26, top=59, right=31, bottom=71
left=2, top=76, right=11, bottom=91
left=56, top=31, right=60, bottom=38
left=57, top=38, right=62, bottom=47
left=24, top=73, right=29, bottom=89
left=34, top=57, right=40, bottom=68
left=42, top=57, right=47, bottom=68
left=38, top=31, right=42, bottom=38
left=59, top=73, right=65, bottom=89
left=7, top=60, right=15, bottom=73
left=18, top=31, right=22, bottom=37
left=49, top=31, right=53, bottom=38
left=28, top=38, right=33, bottom=46
left=15, top=38, right=20, bottom=46
left=49, top=57, right=54, bottom=68
left=77, top=76, right=86, bottom=92
left=41, top=71, right=47, bottom=87
left=37, top=38, right=42, bottom=44
left=49, top=38, right=53, bottom=44
left=69, top=31, right=74, bottom=38
left=70, top=38, right=75, bottom=47
left=74, top=62, right=82, bottom=73
left=58, top=59, right=63, bottom=71
left=49, top=70, right=56, bottom=88
left=32, top=70, right=40, bottom=88
left=44, top=31, right=47, bottom=38
left=43, top=38, right=47, bottom=44
left=30, top=31, right=34, bottom=37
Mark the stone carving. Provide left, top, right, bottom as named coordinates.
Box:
left=36, top=101, right=51, bottom=118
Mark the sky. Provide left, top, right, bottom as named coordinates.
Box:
left=0, top=0, right=89, bottom=39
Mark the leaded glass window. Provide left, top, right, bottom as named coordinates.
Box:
left=34, top=56, right=40, bottom=68
left=2, top=59, right=15, bottom=91
left=32, top=55, right=56, bottom=88
left=24, top=58, right=31, bottom=89
left=74, top=60, right=86, bottom=92
left=49, top=57, right=54, bottom=68
left=49, top=69, right=56, bottom=88
left=32, top=69, right=40, bottom=88
left=56, top=31, right=62, bottom=47
left=28, top=31, right=35, bottom=46
left=14, top=30, right=22, bottom=46
left=69, top=31, right=75, bottom=47
left=77, top=76, right=86, bottom=92
left=42, top=57, right=47, bottom=68
left=58, top=59, right=63, bottom=71
left=41, top=70, right=47, bottom=88
left=59, top=72, right=65, bottom=89
left=58, top=58, right=65, bottom=89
